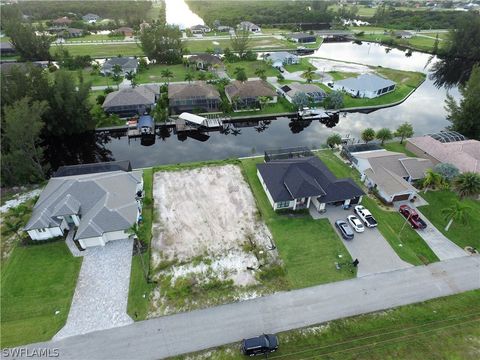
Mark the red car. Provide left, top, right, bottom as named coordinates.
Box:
left=399, top=205, right=427, bottom=229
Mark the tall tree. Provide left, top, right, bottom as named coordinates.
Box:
left=161, top=68, right=174, bottom=84
left=376, top=128, right=393, bottom=145
left=454, top=172, right=480, bottom=199
left=444, top=65, right=480, bottom=140
left=327, top=133, right=342, bottom=148
left=184, top=72, right=194, bottom=83
left=302, top=67, right=315, bottom=83
left=324, top=91, right=344, bottom=109
left=2, top=98, right=49, bottom=186
left=361, top=128, right=376, bottom=144
left=254, top=68, right=266, bottom=81
left=5, top=22, right=53, bottom=61
left=230, top=29, right=250, bottom=58
left=292, top=92, right=309, bottom=109
left=441, top=201, right=470, bottom=232
left=394, top=122, right=414, bottom=144
left=139, top=23, right=183, bottom=64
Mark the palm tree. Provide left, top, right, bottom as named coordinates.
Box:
left=423, top=168, right=442, bottom=192
left=375, top=128, right=393, bottom=145
left=112, top=73, right=122, bottom=90
left=111, top=64, right=123, bottom=90
left=125, top=71, right=136, bottom=88
left=441, top=201, right=471, bottom=231
left=197, top=72, right=207, bottom=81
left=160, top=68, right=174, bottom=84
left=361, top=128, right=376, bottom=144
left=254, top=68, right=266, bottom=80
left=302, top=67, right=315, bottom=83
left=184, top=72, right=195, bottom=83
left=258, top=96, right=271, bottom=110
left=454, top=172, right=480, bottom=199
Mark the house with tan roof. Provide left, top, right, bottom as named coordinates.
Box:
left=406, top=133, right=480, bottom=174
left=188, top=53, right=223, bottom=71
left=168, top=82, right=221, bottom=114
left=351, top=150, right=433, bottom=203
left=102, top=85, right=160, bottom=118
left=225, top=80, right=277, bottom=111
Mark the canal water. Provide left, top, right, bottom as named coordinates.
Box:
left=92, top=41, right=459, bottom=169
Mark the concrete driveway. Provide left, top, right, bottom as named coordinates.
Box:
left=54, top=238, right=134, bottom=339
left=310, top=205, right=412, bottom=277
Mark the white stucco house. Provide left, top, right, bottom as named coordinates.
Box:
left=332, top=73, right=396, bottom=99
left=24, top=163, right=143, bottom=249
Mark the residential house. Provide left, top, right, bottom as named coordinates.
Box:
left=101, top=56, right=139, bottom=76
left=237, top=21, right=261, bottom=33
left=351, top=150, right=433, bottom=203
left=394, top=30, right=414, bottom=39
left=280, top=82, right=326, bottom=103
left=168, top=82, right=221, bottom=114
left=24, top=166, right=143, bottom=250
left=0, top=62, right=45, bottom=75
left=102, top=85, right=160, bottom=118
left=52, top=16, right=72, bottom=26
left=406, top=132, right=480, bottom=173
left=264, top=51, right=299, bottom=69
left=257, top=156, right=364, bottom=212
left=116, top=27, right=134, bottom=37
left=54, top=160, right=132, bottom=177
left=316, top=30, right=353, bottom=42
left=225, top=80, right=277, bottom=110
left=82, top=13, right=100, bottom=23
left=190, top=24, right=211, bottom=34
left=188, top=53, right=223, bottom=71
left=0, top=42, right=16, bottom=55
left=332, top=73, right=396, bottom=99
left=216, top=25, right=233, bottom=33
left=288, top=33, right=317, bottom=44
left=62, top=28, right=84, bottom=38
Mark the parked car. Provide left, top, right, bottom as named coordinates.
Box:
left=347, top=215, right=365, bottom=233
left=354, top=205, right=378, bottom=228
left=241, top=334, right=278, bottom=356
left=335, top=219, right=354, bottom=240
left=399, top=204, right=427, bottom=229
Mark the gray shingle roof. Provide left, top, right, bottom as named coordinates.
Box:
left=102, top=57, right=138, bottom=72
left=225, top=80, right=276, bottom=99
left=289, top=33, right=316, bottom=40
left=188, top=53, right=222, bottom=65
left=257, top=157, right=364, bottom=202
left=102, top=85, right=159, bottom=108
left=168, top=82, right=220, bottom=100
left=54, top=160, right=132, bottom=177
left=335, top=73, right=396, bottom=92
left=265, top=51, right=298, bottom=64
left=24, top=171, right=142, bottom=240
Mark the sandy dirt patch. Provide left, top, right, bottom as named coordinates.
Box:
left=310, top=58, right=372, bottom=74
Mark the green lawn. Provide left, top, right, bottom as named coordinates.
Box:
left=1, top=242, right=82, bottom=348
left=66, top=34, right=125, bottom=42
left=225, top=60, right=279, bottom=78
left=384, top=141, right=418, bottom=157
left=184, top=37, right=295, bottom=53
left=127, top=169, right=156, bottom=321
left=315, top=150, right=438, bottom=266
left=284, top=58, right=315, bottom=73
left=241, top=158, right=356, bottom=288
left=51, top=43, right=144, bottom=57
left=419, top=191, right=480, bottom=250
left=135, top=63, right=205, bottom=83
left=230, top=97, right=295, bottom=117
left=329, top=70, right=359, bottom=81
left=175, top=289, right=480, bottom=359
left=355, top=32, right=450, bottom=53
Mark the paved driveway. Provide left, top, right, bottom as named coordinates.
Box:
left=22, top=256, right=480, bottom=360
left=310, top=205, right=412, bottom=277
left=54, top=238, right=134, bottom=339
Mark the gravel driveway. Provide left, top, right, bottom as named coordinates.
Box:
left=310, top=205, right=412, bottom=277
left=54, top=238, right=134, bottom=339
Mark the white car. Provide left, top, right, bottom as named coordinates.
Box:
left=347, top=215, right=365, bottom=233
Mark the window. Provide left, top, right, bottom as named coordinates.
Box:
left=277, top=201, right=290, bottom=209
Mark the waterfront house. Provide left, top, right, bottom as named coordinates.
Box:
left=168, top=82, right=221, bottom=114
left=394, top=30, right=414, bottom=39
left=101, top=56, right=139, bottom=76
left=52, top=16, right=72, bottom=26
left=237, top=21, right=261, bottom=33
left=280, top=82, right=326, bottom=104
left=257, top=156, right=364, bottom=212
left=63, top=28, right=84, bottom=38
left=0, top=42, right=16, bottom=55
left=264, top=51, right=299, bottom=69
left=288, top=33, right=317, bottom=44
left=102, top=85, right=160, bottom=118
left=332, top=73, right=396, bottom=99
left=82, top=13, right=100, bottom=23
left=406, top=132, right=480, bottom=173
left=190, top=24, right=211, bottom=34
left=24, top=166, right=143, bottom=250
left=225, top=80, right=277, bottom=110
left=188, top=53, right=223, bottom=71
left=115, top=27, right=134, bottom=37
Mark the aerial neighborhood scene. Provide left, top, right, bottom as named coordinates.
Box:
left=1, top=0, right=480, bottom=359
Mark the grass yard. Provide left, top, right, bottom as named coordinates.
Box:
left=419, top=190, right=480, bottom=250
left=329, top=70, right=359, bottom=81
left=1, top=242, right=82, bottom=348
left=175, top=289, right=480, bottom=360
left=384, top=141, right=418, bottom=157
left=127, top=169, right=156, bottom=321
left=51, top=43, right=144, bottom=57
left=315, top=150, right=438, bottom=266
left=66, top=34, right=125, bottom=42
left=184, top=37, right=295, bottom=53
left=225, top=60, right=279, bottom=78
left=230, top=97, right=295, bottom=117
left=284, top=58, right=315, bottom=73
left=135, top=63, right=206, bottom=83
left=241, top=158, right=356, bottom=288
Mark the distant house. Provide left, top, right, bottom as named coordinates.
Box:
left=82, top=13, right=100, bottom=23
left=406, top=132, right=480, bottom=173
left=264, top=51, right=299, bottom=68
left=52, top=16, right=72, bottom=26
left=62, top=28, right=84, bottom=38
left=288, top=33, right=317, bottom=44
left=216, top=25, right=233, bottom=32
left=394, top=30, right=413, bottom=39
left=332, top=73, right=396, bottom=99
left=225, top=80, right=277, bottom=110
left=168, top=82, right=221, bottom=114
left=280, top=82, right=326, bottom=103
left=351, top=150, right=433, bottom=203
left=102, top=85, right=160, bottom=118
left=188, top=53, right=223, bottom=70
left=257, top=156, right=364, bottom=212
left=24, top=167, right=143, bottom=250
left=190, top=24, right=211, bottom=34
left=115, top=27, right=134, bottom=37
left=0, top=62, right=45, bottom=75
left=0, top=42, right=16, bottom=55
left=101, top=57, right=139, bottom=76
left=237, top=21, right=261, bottom=33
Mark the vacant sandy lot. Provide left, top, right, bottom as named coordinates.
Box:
left=151, top=165, right=276, bottom=289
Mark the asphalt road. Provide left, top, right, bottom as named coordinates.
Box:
left=17, top=255, right=480, bottom=360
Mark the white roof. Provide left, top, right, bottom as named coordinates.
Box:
left=178, top=112, right=207, bottom=126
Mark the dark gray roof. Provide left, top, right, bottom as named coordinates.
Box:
left=102, top=57, right=138, bottom=71
left=257, top=157, right=364, bottom=202
left=0, top=42, right=14, bottom=50
left=343, top=143, right=383, bottom=154
left=102, top=85, right=159, bottom=108
left=289, top=33, right=316, bottom=39
left=189, top=53, right=222, bottom=65
left=54, top=160, right=132, bottom=177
